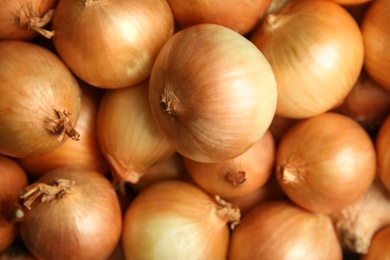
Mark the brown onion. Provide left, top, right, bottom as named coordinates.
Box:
left=19, top=167, right=122, bottom=260
left=362, top=225, right=390, bottom=260
left=97, top=80, right=175, bottom=183
left=276, top=112, right=377, bottom=213
left=361, top=0, right=390, bottom=91
left=167, top=0, right=271, bottom=35
left=376, top=115, right=390, bottom=192
left=184, top=130, right=275, bottom=200
left=229, top=200, right=343, bottom=260
left=51, top=0, right=174, bottom=89
left=330, top=179, right=390, bottom=254
left=0, top=155, right=28, bottom=252
left=122, top=180, right=240, bottom=259
left=149, top=23, right=278, bottom=163
left=0, top=40, right=81, bottom=158
left=250, top=0, right=364, bottom=118
left=0, top=0, right=57, bottom=40
left=18, top=83, right=108, bottom=179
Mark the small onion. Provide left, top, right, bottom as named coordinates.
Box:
left=0, top=40, right=81, bottom=158
left=122, top=180, right=240, bottom=260
left=97, top=80, right=175, bottom=183
left=0, top=155, right=28, bottom=252
left=51, top=0, right=174, bottom=89
left=183, top=130, right=275, bottom=200
left=0, top=0, right=57, bottom=40
left=276, top=112, right=377, bottom=213
left=250, top=0, right=364, bottom=118
left=361, top=0, right=390, bottom=91
left=362, top=225, right=390, bottom=260
left=376, top=115, right=390, bottom=192
left=18, top=83, right=109, bottom=179
left=19, top=167, right=122, bottom=260
left=149, top=23, right=278, bottom=163
left=229, top=200, right=343, bottom=260
left=166, top=0, right=272, bottom=35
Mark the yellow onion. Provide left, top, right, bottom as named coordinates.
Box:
left=362, top=225, right=390, bottom=260
left=149, top=23, right=278, bottom=163
left=250, top=0, right=364, bottom=118
left=376, top=115, right=390, bottom=192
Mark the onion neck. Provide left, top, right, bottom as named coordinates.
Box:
left=160, top=89, right=179, bottom=118
left=225, top=171, right=247, bottom=186
left=215, top=195, right=241, bottom=230
left=106, top=153, right=143, bottom=183
left=46, top=109, right=80, bottom=142
left=17, top=7, right=55, bottom=39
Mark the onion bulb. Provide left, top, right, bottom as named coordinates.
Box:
left=0, top=155, right=28, bottom=252
left=276, top=112, right=377, bottom=213
left=362, top=225, right=390, bottom=260
left=19, top=167, right=122, bottom=260
left=0, top=40, right=81, bottom=158
left=330, top=179, right=390, bottom=254
left=122, top=180, right=240, bottom=260
left=250, top=0, right=364, bottom=118
left=166, top=0, right=272, bottom=35
left=229, top=200, right=343, bottom=260
left=184, top=130, right=275, bottom=200
left=375, top=115, right=390, bottom=192
left=361, top=0, right=390, bottom=91
left=51, top=0, right=174, bottom=89
left=97, top=80, right=175, bottom=183
left=0, top=0, right=57, bottom=40
left=149, top=23, right=278, bottom=163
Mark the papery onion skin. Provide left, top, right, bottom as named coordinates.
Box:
left=184, top=130, right=275, bottom=200
left=122, top=180, right=237, bottom=260
left=0, top=40, right=81, bottom=158
left=149, top=23, right=278, bottom=163
left=250, top=0, right=364, bottom=118
left=362, top=226, right=390, bottom=260
left=167, top=0, right=271, bottom=35
left=229, top=200, right=343, bottom=260
left=20, top=167, right=122, bottom=260
left=51, top=0, right=174, bottom=89
left=361, top=0, right=390, bottom=91
left=0, top=155, right=28, bottom=252
left=97, top=80, right=175, bottom=183
left=276, top=112, right=377, bottom=214
left=0, top=0, right=57, bottom=40
left=376, top=115, right=390, bottom=192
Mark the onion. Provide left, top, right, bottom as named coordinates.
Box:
left=362, top=225, right=390, bottom=260
left=122, top=180, right=240, bottom=260
left=0, top=155, right=28, bottom=252
left=330, top=179, right=390, bottom=254
left=250, top=0, right=364, bottom=118
left=229, top=200, right=343, bottom=260
left=19, top=167, right=122, bottom=260
left=375, top=115, right=390, bottom=192
left=332, top=70, right=390, bottom=137
left=361, top=0, right=390, bottom=91
left=276, top=112, right=377, bottom=213
left=149, top=23, right=278, bottom=163
left=51, top=0, right=174, bottom=89
left=183, top=130, right=275, bottom=200
left=18, top=83, right=109, bottom=179
left=0, top=40, right=81, bottom=158
left=0, top=0, right=57, bottom=40
left=166, top=0, right=271, bottom=35
left=97, top=80, right=175, bottom=183
left=267, top=0, right=294, bottom=14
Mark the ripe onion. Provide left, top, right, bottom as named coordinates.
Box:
left=330, top=179, right=390, bottom=254
left=166, top=0, right=272, bottom=35
left=149, top=23, right=278, bottom=163
left=183, top=130, right=275, bottom=200
left=362, top=225, right=390, bottom=260
left=361, top=0, right=390, bottom=91
left=250, top=0, right=364, bottom=118
left=19, top=167, right=122, bottom=260
left=375, top=115, right=390, bottom=192
left=0, top=40, right=81, bottom=158
left=229, top=200, right=342, bottom=260
left=122, top=180, right=240, bottom=260
left=51, top=0, right=174, bottom=89
left=0, top=155, right=28, bottom=252
left=18, top=83, right=108, bottom=179
left=0, top=0, right=57, bottom=40
left=276, top=112, right=377, bottom=213
left=97, top=80, right=175, bottom=183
